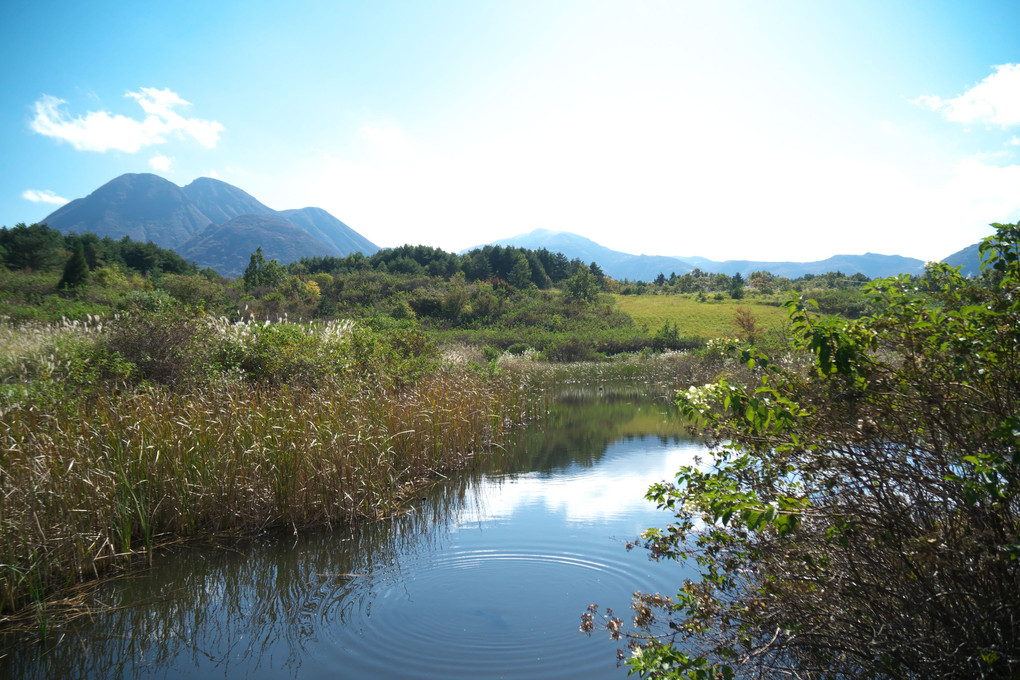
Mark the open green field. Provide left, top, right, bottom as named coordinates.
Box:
left=613, top=294, right=791, bottom=338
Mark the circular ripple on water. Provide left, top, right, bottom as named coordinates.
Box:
left=311, top=544, right=662, bottom=679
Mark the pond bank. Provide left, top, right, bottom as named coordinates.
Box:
left=0, top=383, right=702, bottom=679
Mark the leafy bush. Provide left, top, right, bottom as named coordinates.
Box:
left=596, top=222, right=1020, bottom=679
left=212, top=321, right=325, bottom=385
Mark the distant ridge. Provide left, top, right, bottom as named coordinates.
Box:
left=278, top=207, right=379, bottom=257
left=943, top=241, right=983, bottom=277
left=41, top=173, right=379, bottom=276
left=475, top=228, right=928, bottom=281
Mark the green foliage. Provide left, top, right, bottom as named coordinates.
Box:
left=563, top=263, right=603, bottom=303
left=728, top=272, right=744, bottom=299
left=0, top=223, right=198, bottom=279
left=507, top=252, right=533, bottom=289
left=243, top=247, right=287, bottom=291
left=606, top=222, right=1020, bottom=678
left=57, top=244, right=89, bottom=289
left=802, top=286, right=875, bottom=318
left=158, top=272, right=226, bottom=308
left=213, top=321, right=326, bottom=385
left=652, top=321, right=683, bottom=351
left=52, top=339, right=137, bottom=389
left=0, top=223, right=65, bottom=271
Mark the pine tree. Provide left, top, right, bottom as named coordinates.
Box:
left=58, top=244, right=89, bottom=289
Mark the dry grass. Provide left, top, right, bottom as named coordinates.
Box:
left=0, top=318, right=534, bottom=617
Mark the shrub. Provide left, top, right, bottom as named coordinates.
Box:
left=102, top=311, right=215, bottom=385
left=596, top=223, right=1020, bottom=679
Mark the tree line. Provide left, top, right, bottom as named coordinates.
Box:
left=0, top=223, right=199, bottom=279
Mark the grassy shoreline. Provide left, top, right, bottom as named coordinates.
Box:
left=0, top=307, right=741, bottom=627
left=0, top=314, right=539, bottom=620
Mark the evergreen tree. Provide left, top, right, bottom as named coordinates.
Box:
left=508, top=253, right=532, bottom=288
left=58, top=244, right=89, bottom=289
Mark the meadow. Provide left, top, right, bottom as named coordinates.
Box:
left=612, top=293, right=790, bottom=339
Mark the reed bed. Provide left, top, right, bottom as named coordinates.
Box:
left=0, top=316, right=533, bottom=617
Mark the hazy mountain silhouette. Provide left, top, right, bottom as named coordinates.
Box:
left=477, top=228, right=929, bottom=281
left=278, top=207, right=378, bottom=257
left=41, top=173, right=378, bottom=275
left=943, top=241, right=983, bottom=277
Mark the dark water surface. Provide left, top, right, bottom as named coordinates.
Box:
left=2, top=384, right=704, bottom=679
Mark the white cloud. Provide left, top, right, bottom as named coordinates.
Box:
left=30, top=88, right=224, bottom=153
left=21, top=189, right=69, bottom=205
left=915, top=63, right=1020, bottom=127
left=149, top=153, right=174, bottom=171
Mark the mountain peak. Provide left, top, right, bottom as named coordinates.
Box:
left=43, top=173, right=206, bottom=247
left=181, top=176, right=275, bottom=223
left=40, top=174, right=379, bottom=276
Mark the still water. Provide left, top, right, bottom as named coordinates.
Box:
left=1, top=384, right=704, bottom=679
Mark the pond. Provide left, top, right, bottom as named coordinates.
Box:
left=1, top=383, right=704, bottom=679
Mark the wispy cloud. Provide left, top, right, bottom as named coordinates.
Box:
left=149, top=153, right=174, bottom=171
left=914, top=63, right=1020, bottom=127
left=21, top=189, right=69, bottom=205
left=30, top=87, right=224, bottom=152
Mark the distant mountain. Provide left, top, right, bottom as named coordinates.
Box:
left=691, top=253, right=927, bottom=279
left=41, top=173, right=379, bottom=275
left=43, top=173, right=211, bottom=247
left=278, top=207, right=378, bottom=257
left=178, top=215, right=334, bottom=277
left=478, top=228, right=695, bottom=280
left=477, top=229, right=928, bottom=281
left=943, top=241, right=982, bottom=276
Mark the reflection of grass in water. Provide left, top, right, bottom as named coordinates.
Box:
left=487, top=383, right=696, bottom=475
left=0, top=380, right=688, bottom=678
left=615, top=407, right=692, bottom=441
left=0, top=366, right=534, bottom=623
left=0, top=475, right=474, bottom=678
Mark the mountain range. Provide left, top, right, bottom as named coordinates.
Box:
left=41, top=173, right=378, bottom=276
left=478, top=228, right=936, bottom=281
left=40, top=174, right=983, bottom=281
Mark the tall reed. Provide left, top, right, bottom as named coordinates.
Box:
left=0, top=319, right=533, bottom=615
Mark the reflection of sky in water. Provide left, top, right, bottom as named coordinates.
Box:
left=457, top=436, right=706, bottom=526
left=0, top=390, right=709, bottom=680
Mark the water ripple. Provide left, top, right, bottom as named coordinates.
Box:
left=309, top=545, right=670, bottom=679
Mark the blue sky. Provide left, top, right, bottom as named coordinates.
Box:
left=3, top=1, right=1020, bottom=262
